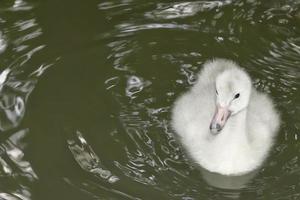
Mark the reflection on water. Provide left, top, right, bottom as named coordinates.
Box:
left=0, top=0, right=57, bottom=199
left=1, top=0, right=300, bottom=199
left=0, top=48, right=55, bottom=132
left=200, top=167, right=258, bottom=190
left=96, top=0, right=300, bottom=198
left=0, top=129, right=37, bottom=200
left=0, top=67, right=32, bottom=131
left=146, top=1, right=232, bottom=19
left=126, top=76, right=151, bottom=98
left=67, top=130, right=119, bottom=184
left=10, top=0, right=33, bottom=11
left=199, top=170, right=252, bottom=199
left=0, top=32, right=7, bottom=54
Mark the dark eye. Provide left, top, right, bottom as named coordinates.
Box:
left=216, top=90, right=218, bottom=95
left=234, top=93, right=240, bottom=99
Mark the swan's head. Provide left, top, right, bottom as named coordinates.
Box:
left=210, top=67, right=252, bottom=134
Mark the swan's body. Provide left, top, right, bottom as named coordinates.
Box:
left=171, top=59, right=280, bottom=175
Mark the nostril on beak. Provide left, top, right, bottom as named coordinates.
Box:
left=216, top=123, right=221, bottom=131
left=221, top=115, right=224, bottom=121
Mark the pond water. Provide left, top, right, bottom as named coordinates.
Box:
left=0, top=0, right=299, bottom=199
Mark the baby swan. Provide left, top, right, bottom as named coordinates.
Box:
left=171, top=59, right=280, bottom=175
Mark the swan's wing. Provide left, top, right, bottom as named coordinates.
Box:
left=171, top=86, right=215, bottom=139
left=247, top=90, right=280, bottom=141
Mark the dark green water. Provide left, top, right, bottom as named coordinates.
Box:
left=0, top=0, right=299, bottom=199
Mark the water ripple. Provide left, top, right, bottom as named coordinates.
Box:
left=0, top=32, right=7, bottom=54
left=118, top=23, right=197, bottom=33
left=97, top=0, right=300, bottom=197
left=0, top=2, right=59, bottom=199
left=3, top=0, right=34, bottom=12
left=146, top=1, right=232, bottom=20
left=67, top=131, right=120, bottom=184
left=126, top=75, right=151, bottom=98
left=0, top=129, right=37, bottom=200
left=0, top=0, right=298, bottom=199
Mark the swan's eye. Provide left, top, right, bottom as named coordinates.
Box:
left=234, top=93, right=240, bottom=99
left=216, top=90, right=218, bottom=95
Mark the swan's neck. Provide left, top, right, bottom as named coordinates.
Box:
left=229, top=109, right=247, bottom=133
left=216, top=108, right=249, bottom=142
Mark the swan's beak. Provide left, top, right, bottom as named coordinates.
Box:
left=210, top=106, right=231, bottom=134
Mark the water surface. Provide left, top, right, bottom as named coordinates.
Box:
left=0, top=0, right=300, bottom=199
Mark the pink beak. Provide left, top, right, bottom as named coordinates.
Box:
left=210, top=106, right=231, bottom=134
